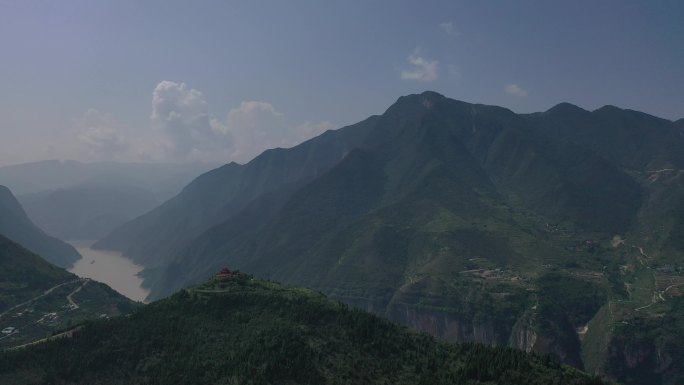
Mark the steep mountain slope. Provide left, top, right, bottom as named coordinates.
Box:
left=525, top=104, right=684, bottom=170
left=94, top=92, right=684, bottom=384
left=0, top=234, right=72, bottom=309
left=18, top=184, right=160, bottom=240
left=0, top=235, right=135, bottom=349
left=145, top=93, right=641, bottom=291
left=0, top=185, right=81, bottom=267
left=94, top=116, right=378, bottom=266
left=0, top=275, right=608, bottom=385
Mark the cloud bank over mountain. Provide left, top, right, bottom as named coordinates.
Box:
left=43, top=81, right=336, bottom=165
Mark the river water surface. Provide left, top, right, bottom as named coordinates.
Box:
left=68, top=240, right=149, bottom=302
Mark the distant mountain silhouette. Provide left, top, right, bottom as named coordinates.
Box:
left=0, top=185, right=81, bottom=267
left=0, top=160, right=214, bottom=240
left=19, top=184, right=160, bottom=240
left=0, top=160, right=214, bottom=196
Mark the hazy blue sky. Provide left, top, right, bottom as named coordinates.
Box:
left=1, top=0, right=682, bottom=166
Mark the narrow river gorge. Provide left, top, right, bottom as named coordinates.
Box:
left=67, top=240, right=149, bottom=303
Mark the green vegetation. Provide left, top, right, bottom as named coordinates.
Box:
left=0, top=235, right=136, bottom=349
left=93, top=92, right=684, bottom=384
left=537, top=273, right=607, bottom=328
left=604, top=297, right=684, bottom=385
left=0, top=277, right=610, bottom=385
left=0, top=234, right=73, bottom=312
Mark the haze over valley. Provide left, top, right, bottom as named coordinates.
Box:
left=0, top=2, right=682, bottom=384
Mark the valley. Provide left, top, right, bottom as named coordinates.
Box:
left=2, top=3, right=681, bottom=383
left=68, top=240, right=149, bottom=303
left=1, top=92, right=682, bottom=384
left=0, top=236, right=136, bottom=350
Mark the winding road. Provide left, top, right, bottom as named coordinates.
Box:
left=66, top=279, right=90, bottom=310
left=0, top=279, right=86, bottom=319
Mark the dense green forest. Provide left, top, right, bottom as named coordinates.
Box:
left=0, top=276, right=611, bottom=385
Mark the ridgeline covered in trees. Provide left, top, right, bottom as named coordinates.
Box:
left=0, top=274, right=610, bottom=385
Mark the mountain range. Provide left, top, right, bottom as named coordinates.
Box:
left=91, top=92, right=684, bottom=384
left=0, top=160, right=214, bottom=240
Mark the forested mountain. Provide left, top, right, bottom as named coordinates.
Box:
left=0, top=235, right=135, bottom=349
left=94, top=92, right=684, bottom=384
left=0, top=186, right=81, bottom=267
left=0, top=275, right=608, bottom=385
left=94, top=116, right=377, bottom=266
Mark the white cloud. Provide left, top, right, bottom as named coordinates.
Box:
left=504, top=84, right=528, bottom=98
left=215, top=101, right=285, bottom=162
left=213, top=101, right=336, bottom=163
left=401, top=54, right=439, bottom=82
left=59, top=81, right=338, bottom=165
left=439, top=22, right=460, bottom=37
left=150, top=80, right=231, bottom=160
left=74, top=109, right=129, bottom=160
left=39, top=82, right=334, bottom=165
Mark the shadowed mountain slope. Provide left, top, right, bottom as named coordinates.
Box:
left=94, top=92, right=684, bottom=384
left=0, top=185, right=81, bottom=267
left=94, top=116, right=379, bottom=266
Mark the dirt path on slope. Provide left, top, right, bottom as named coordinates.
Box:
left=0, top=279, right=85, bottom=319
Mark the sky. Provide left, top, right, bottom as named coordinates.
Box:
left=1, top=0, right=682, bottom=167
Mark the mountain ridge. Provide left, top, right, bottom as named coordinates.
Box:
left=0, top=185, right=81, bottom=267
left=0, top=275, right=609, bottom=385
left=92, top=92, right=684, bottom=384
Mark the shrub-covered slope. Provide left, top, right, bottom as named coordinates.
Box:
left=0, top=276, right=609, bottom=385
left=0, top=235, right=136, bottom=349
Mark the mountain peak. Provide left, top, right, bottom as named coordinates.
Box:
left=418, top=90, right=446, bottom=99
left=593, top=105, right=623, bottom=114
left=545, top=102, right=588, bottom=115
left=392, top=90, right=446, bottom=107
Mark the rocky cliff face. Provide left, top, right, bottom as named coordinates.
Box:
left=340, top=296, right=588, bottom=370
left=386, top=303, right=501, bottom=345
left=606, top=338, right=663, bottom=385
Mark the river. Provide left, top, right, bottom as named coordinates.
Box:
left=67, top=240, right=149, bottom=303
